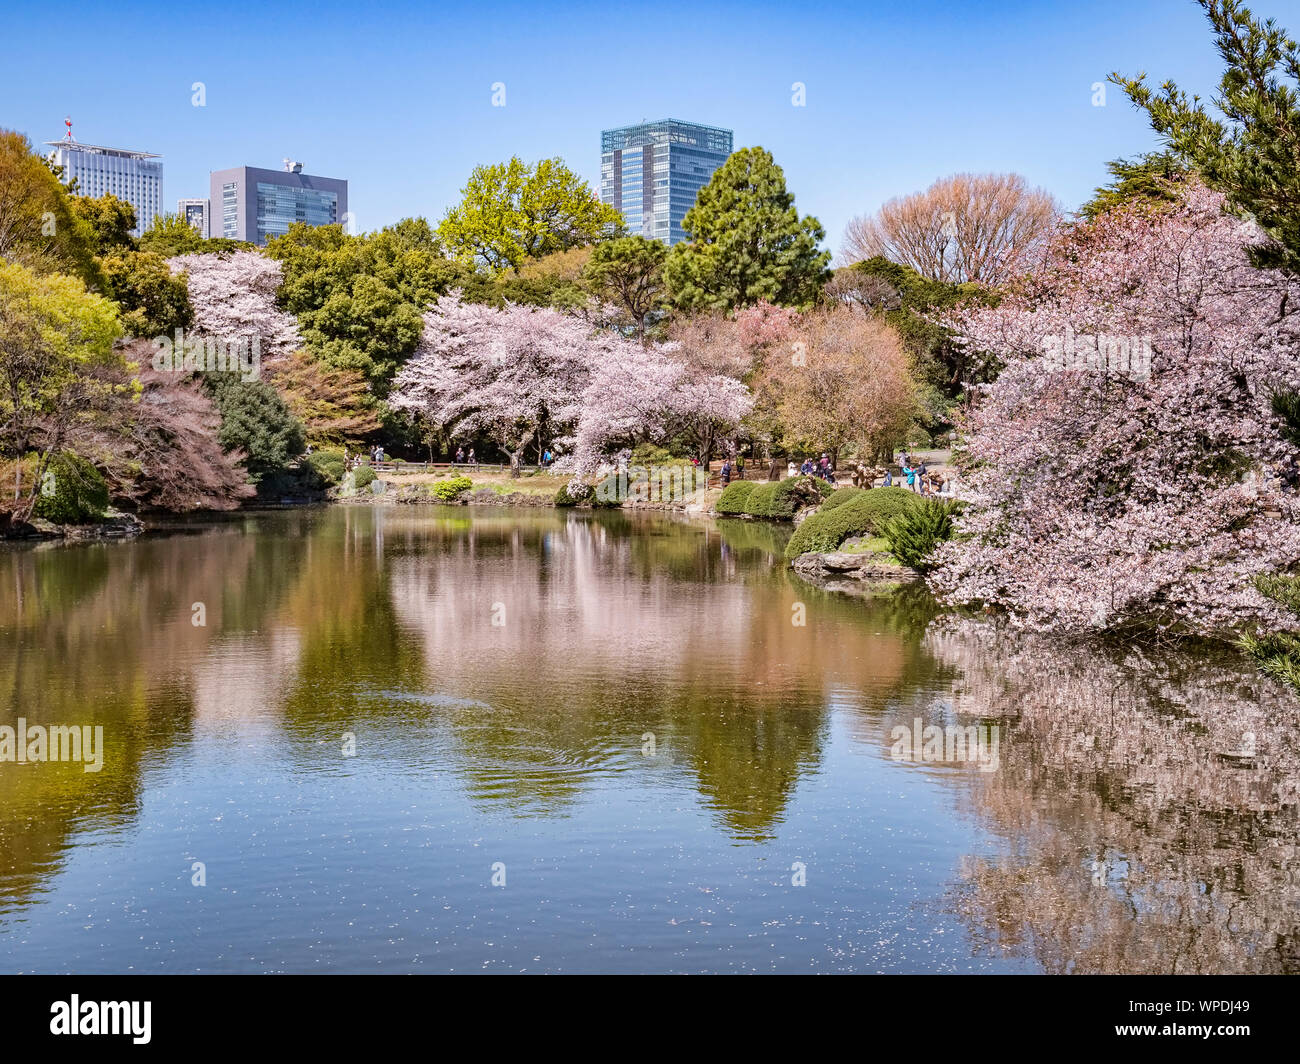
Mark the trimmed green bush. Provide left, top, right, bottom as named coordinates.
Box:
left=769, top=475, right=831, bottom=516
left=784, top=487, right=922, bottom=558
left=353, top=466, right=377, bottom=490
left=716, top=480, right=757, bottom=514
left=744, top=481, right=781, bottom=516
left=881, top=498, right=960, bottom=570
left=430, top=475, right=472, bottom=501
left=821, top=486, right=865, bottom=511
left=305, top=448, right=346, bottom=487
left=33, top=452, right=109, bottom=524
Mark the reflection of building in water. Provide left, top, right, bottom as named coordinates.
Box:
left=921, top=618, right=1300, bottom=973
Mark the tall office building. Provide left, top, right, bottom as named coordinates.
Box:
left=209, top=160, right=347, bottom=245
left=599, top=119, right=733, bottom=245
left=45, top=121, right=163, bottom=237
left=177, top=198, right=210, bottom=238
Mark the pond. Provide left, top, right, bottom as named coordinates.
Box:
left=1, top=505, right=1296, bottom=973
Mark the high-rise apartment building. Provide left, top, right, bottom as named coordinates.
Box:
left=599, top=119, right=733, bottom=245
left=208, top=160, right=348, bottom=245
left=177, top=198, right=210, bottom=238
left=45, top=122, right=163, bottom=237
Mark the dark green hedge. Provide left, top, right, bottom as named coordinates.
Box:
left=784, top=487, right=922, bottom=558
left=716, top=480, right=757, bottom=514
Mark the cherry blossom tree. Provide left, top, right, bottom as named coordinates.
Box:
left=391, top=294, right=619, bottom=474
left=392, top=293, right=752, bottom=477
left=931, top=183, right=1300, bottom=635
left=570, top=344, right=752, bottom=475
left=167, top=250, right=300, bottom=367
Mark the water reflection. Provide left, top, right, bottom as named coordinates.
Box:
left=0, top=506, right=1296, bottom=972
left=917, top=619, right=1300, bottom=973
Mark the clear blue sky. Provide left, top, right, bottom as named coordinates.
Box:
left=4, top=0, right=1296, bottom=261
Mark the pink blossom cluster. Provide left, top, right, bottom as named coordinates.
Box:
left=168, top=251, right=300, bottom=364
left=931, top=184, right=1300, bottom=635
left=391, top=293, right=750, bottom=474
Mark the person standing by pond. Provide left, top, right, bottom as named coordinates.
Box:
left=736, top=455, right=744, bottom=480
left=721, top=458, right=732, bottom=486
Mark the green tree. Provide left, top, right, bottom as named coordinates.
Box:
left=1079, top=152, right=1189, bottom=220
left=204, top=374, right=306, bottom=482
left=70, top=193, right=138, bottom=254
left=1112, top=0, right=1300, bottom=273
left=0, top=260, right=123, bottom=511
left=583, top=235, right=666, bottom=337
left=664, top=147, right=830, bottom=311
left=100, top=250, right=193, bottom=336
left=0, top=128, right=101, bottom=286
left=138, top=211, right=204, bottom=257
left=138, top=212, right=253, bottom=258
left=266, top=219, right=460, bottom=391
left=438, top=156, right=624, bottom=272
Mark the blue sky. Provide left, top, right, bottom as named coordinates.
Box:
left=4, top=0, right=1296, bottom=261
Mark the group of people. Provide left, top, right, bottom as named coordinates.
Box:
left=342, top=445, right=385, bottom=469
left=718, top=455, right=746, bottom=485
left=792, top=454, right=836, bottom=483
left=453, top=447, right=478, bottom=466
left=884, top=453, right=950, bottom=496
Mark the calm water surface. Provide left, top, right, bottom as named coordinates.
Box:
left=1, top=506, right=1297, bottom=973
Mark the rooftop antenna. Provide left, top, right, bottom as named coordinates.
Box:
left=64, top=116, right=73, bottom=141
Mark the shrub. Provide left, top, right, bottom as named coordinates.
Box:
left=716, top=480, right=757, bottom=514
left=32, top=452, right=110, bottom=524
left=305, top=448, right=346, bottom=487
left=556, top=481, right=593, bottom=506
left=204, top=375, right=305, bottom=483
left=744, top=481, right=781, bottom=516
left=881, top=498, right=960, bottom=569
left=353, top=466, right=377, bottom=490
left=631, top=442, right=682, bottom=467
left=785, top=487, right=921, bottom=558
left=769, top=475, right=830, bottom=516
left=821, top=486, right=864, bottom=511
left=430, top=475, right=472, bottom=501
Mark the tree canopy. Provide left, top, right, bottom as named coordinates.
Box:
left=438, top=156, right=624, bottom=273
left=663, top=147, right=830, bottom=312
left=1113, top=0, right=1300, bottom=273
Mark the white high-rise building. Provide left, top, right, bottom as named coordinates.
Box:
left=45, top=122, right=163, bottom=237
left=177, top=198, right=210, bottom=238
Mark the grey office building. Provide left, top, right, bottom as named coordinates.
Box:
left=209, top=160, right=347, bottom=245
left=599, top=119, right=733, bottom=245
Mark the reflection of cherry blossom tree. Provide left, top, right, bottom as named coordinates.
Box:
left=919, top=618, right=1300, bottom=973
left=933, top=184, right=1300, bottom=635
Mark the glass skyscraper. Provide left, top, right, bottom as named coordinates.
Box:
left=600, top=120, right=733, bottom=245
